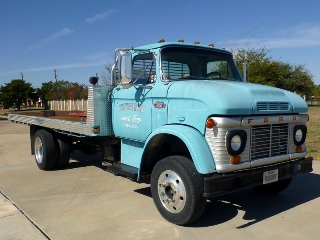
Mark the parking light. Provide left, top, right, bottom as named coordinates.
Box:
left=92, top=128, right=99, bottom=134
left=206, top=118, right=215, bottom=128
left=230, top=156, right=241, bottom=164
left=296, top=146, right=303, bottom=153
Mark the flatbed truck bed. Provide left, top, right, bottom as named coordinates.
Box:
left=9, top=111, right=87, bottom=122
left=8, top=111, right=94, bottom=137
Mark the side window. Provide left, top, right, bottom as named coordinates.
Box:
left=162, top=61, right=190, bottom=80
left=207, top=61, right=235, bottom=79
left=132, top=53, right=156, bottom=84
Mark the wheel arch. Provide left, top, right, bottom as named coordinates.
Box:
left=141, top=124, right=216, bottom=175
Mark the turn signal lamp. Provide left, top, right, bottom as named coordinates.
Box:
left=92, top=128, right=99, bottom=134
left=230, top=156, right=241, bottom=164
left=206, top=119, right=215, bottom=128
left=178, top=39, right=184, bottom=42
left=158, top=39, right=165, bottom=43
left=296, top=146, right=303, bottom=153
left=209, top=44, right=215, bottom=47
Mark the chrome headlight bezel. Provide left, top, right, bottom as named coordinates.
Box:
left=293, top=125, right=307, bottom=146
left=226, top=130, right=247, bottom=156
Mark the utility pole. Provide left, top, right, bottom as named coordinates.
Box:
left=54, top=69, right=58, bottom=82
left=21, top=71, right=24, bottom=81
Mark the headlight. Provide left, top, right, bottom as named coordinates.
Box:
left=231, top=135, right=241, bottom=151
left=293, top=125, right=307, bottom=146
left=226, top=130, right=247, bottom=156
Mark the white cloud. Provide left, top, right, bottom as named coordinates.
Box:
left=85, top=52, right=109, bottom=61
left=225, top=23, right=320, bottom=49
left=0, top=62, right=104, bottom=76
left=85, top=10, right=113, bottom=23
left=27, top=28, right=74, bottom=51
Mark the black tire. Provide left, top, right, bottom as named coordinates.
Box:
left=34, top=130, right=57, bottom=170
left=151, top=156, right=206, bottom=225
left=56, top=134, right=71, bottom=168
left=253, top=177, right=293, bottom=194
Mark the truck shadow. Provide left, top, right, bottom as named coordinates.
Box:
left=61, top=150, right=104, bottom=170
left=135, top=172, right=320, bottom=228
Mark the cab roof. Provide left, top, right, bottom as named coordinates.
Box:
left=134, top=41, right=231, bottom=54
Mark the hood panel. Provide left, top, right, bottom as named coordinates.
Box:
left=166, top=81, right=307, bottom=133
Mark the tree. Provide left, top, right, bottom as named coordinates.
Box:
left=67, top=83, right=88, bottom=100
left=233, top=46, right=315, bottom=97
left=0, top=79, right=35, bottom=110
left=100, top=60, right=114, bottom=85
left=312, top=85, right=320, bottom=98
left=234, top=46, right=271, bottom=84
left=37, top=80, right=88, bottom=109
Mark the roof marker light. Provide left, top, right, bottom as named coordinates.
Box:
left=178, top=39, right=184, bottom=42
left=209, top=43, right=215, bottom=47
left=194, top=41, right=200, bottom=44
left=158, top=39, right=165, bottom=43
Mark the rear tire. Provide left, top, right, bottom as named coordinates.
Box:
left=151, top=156, right=206, bottom=225
left=253, top=177, right=292, bottom=194
left=34, top=130, right=57, bottom=170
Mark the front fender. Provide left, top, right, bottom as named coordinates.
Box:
left=144, top=125, right=216, bottom=174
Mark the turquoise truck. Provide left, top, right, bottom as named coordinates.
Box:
left=8, top=40, right=313, bottom=225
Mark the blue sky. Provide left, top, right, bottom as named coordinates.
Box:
left=1, top=0, right=320, bottom=88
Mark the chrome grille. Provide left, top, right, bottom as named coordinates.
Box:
left=257, top=102, right=289, bottom=111
left=251, top=124, right=289, bottom=160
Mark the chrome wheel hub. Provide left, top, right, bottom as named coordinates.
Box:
left=35, top=137, right=43, bottom=164
left=157, top=170, right=186, bottom=213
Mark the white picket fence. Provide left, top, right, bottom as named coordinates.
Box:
left=48, top=100, right=87, bottom=111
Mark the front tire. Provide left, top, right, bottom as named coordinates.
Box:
left=34, top=130, right=57, bottom=170
left=151, top=156, right=206, bottom=225
left=253, top=177, right=293, bottom=194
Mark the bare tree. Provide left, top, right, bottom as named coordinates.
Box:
left=100, top=60, right=114, bottom=85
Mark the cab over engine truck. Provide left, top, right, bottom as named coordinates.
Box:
left=8, top=40, right=313, bottom=225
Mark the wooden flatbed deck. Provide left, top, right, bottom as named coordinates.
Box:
left=15, top=111, right=87, bottom=123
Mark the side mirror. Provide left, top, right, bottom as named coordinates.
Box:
left=120, top=52, right=132, bottom=88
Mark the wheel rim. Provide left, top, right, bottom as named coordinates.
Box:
left=35, top=137, right=43, bottom=164
left=157, top=170, right=186, bottom=213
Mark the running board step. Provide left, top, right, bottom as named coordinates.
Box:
left=106, top=164, right=138, bottom=179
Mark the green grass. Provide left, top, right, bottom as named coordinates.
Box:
left=306, top=106, right=320, bottom=160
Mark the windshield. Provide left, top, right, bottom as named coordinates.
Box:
left=160, top=46, right=243, bottom=81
